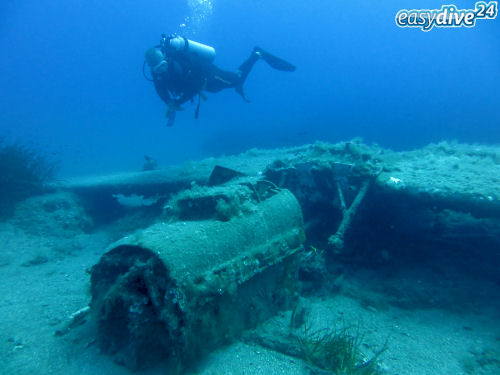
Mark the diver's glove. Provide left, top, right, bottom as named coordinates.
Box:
left=166, top=108, right=177, bottom=127
left=165, top=103, right=183, bottom=127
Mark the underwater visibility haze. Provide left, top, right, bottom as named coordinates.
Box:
left=1, top=1, right=500, bottom=375
left=1, top=0, right=499, bottom=175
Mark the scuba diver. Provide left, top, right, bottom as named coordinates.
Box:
left=144, top=34, right=296, bottom=126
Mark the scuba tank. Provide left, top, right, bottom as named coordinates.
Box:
left=161, top=34, right=216, bottom=63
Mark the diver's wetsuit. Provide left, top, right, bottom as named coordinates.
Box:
left=152, top=49, right=261, bottom=108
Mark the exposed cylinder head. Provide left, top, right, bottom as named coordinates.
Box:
left=90, top=185, right=305, bottom=371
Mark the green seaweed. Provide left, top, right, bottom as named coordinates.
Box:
left=0, top=138, right=57, bottom=218
left=298, top=323, right=387, bottom=375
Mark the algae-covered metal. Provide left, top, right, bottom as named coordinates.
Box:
left=90, top=185, right=305, bottom=371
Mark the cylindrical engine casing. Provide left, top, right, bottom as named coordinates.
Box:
left=90, top=188, right=305, bottom=371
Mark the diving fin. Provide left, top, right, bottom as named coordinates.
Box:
left=235, top=85, right=251, bottom=103
left=254, top=47, right=296, bottom=72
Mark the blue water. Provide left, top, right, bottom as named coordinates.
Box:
left=1, top=0, right=499, bottom=176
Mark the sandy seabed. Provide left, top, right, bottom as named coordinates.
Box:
left=2, top=140, right=500, bottom=375
left=1, top=215, right=499, bottom=375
